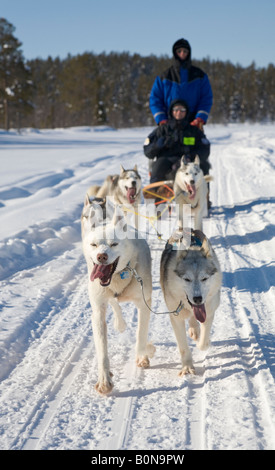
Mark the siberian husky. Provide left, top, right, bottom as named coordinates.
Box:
left=174, top=156, right=212, bottom=231
left=82, top=201, right=155, bottom=395
left=87, top=164, right=142, bottom=227
left=160, top=228, right=222, bottom=376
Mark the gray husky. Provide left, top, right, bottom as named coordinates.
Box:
left=160, top=228, right=222, bottom=376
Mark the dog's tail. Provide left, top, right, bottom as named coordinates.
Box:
left=87, top=185, right=101, bottom=198
left=204, top=175, right=213, bottom=183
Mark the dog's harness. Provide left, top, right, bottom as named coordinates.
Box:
left=117, top=262, right=183, bottom=316
left=112, top=231, right=202, bottom=316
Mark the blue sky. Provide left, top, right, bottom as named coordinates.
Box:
left=1, top=0, right=274, bottom=68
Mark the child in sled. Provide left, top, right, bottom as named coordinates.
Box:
left=144, top=99, right=211, bottom=183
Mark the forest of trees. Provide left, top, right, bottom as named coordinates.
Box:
left=1, top=17, right=275, bottom=130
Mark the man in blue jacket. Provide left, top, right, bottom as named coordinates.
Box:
left=149, top=38, right=213, bottom=129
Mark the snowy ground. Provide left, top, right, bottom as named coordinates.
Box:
left=0, top=123, right=274, bottom=451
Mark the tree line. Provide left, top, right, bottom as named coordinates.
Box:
left=1, top=17, right=275, bottom=130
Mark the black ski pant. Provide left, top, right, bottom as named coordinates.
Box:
left=150, top=156, right=210, bottom=183
left=150, top=156, right=179, bottom=183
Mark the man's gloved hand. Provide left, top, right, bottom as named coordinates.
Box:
left=190, top=117, right=205, bottom=130
left=159, top=120, right=168, bottom=126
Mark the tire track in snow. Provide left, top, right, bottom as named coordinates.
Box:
left=20, top=315, right=92, bottom=450
left=217, top=234, right=275, bottom=449
left=208, top=146, right=275, bottom=449
left=0, top=253, right=93, bottom=450
left=224, top=232, right=275, bottom=448
left=96, top=352, right=142, bottom=450
left=0, top=246, right=85, bottom=381
left=183, top=358, right=206, bottom=450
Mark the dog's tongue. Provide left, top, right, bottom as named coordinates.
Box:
left=186, top=184, right=196, bottom=200
left=127, top=187, right=136, bottom=203
left=90, top=264, right=112, bottom=283
left=193, top=304, right=206, bottom=323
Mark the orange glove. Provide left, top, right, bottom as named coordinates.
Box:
left=190, top=117, right=205, bottom=130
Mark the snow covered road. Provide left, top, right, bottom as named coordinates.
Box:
left=0, top=124, right=274, bottom=450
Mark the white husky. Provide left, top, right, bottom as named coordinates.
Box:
left=82, top=200, right=155, bottom=395
left=174, top=156, right=212, bottom=231
left=160, top=228, right=222, bottom=376
left=87, top=164, right=142, bottom=227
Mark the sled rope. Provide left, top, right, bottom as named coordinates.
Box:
left=121, top=181, right=193, bottom=241
left=125, top=263, right=183, bottom=316
left=120, top=205, right=168, bottom=240
left=121, top=186, right=175, bottom=240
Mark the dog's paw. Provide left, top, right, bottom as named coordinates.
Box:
left=136, top=355, right=150, bottom=368
left=114, top=317, right=127, bottom=333
left=95, top=374, right=114, bottom=395
left=178, top=365, right=195, bottom=376
left=188, top=327, right=199, bottom=341
left=197, top=340, right=210, bottom=351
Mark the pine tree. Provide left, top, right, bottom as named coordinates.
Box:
left=1, top=26, right=274, bottom=129
left=0, top=18, right=33, bottom=129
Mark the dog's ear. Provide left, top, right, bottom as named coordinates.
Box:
left=84, top=193, right=91, bottom=207
left=133, top=164, right=138, bottom=172
left=112, top=205, right=127, bottom=232
left=200, top=236, right=214, bottom=258
left=180, top=155, right=187, bottom=168
left=112, top=207, right=123, bottom=225
left=191, top=229, right=212, bottom=257
left=194, top=155, right=200, bottom=165
left=88, top=207, right=100, bottom=230
left=105, top=195, right=115, bottom=218
left=120, top=165, right=125, bottom=175
left=168, top=228, right=190, bottom=257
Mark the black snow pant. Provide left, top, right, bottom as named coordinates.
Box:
left=150, top=156, right=180, bottom=183
left=150, top=155, right=210, bottom=183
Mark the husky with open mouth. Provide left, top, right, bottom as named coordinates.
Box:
left=160, top=228, right=222, bottom=376
left=87, top=164, right=142, bottom=227
left=174, top=155, right=212, bottom=231
left=82, top=201, right=155, bottom=395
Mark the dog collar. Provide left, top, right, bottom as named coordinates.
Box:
left=118, top=261, right=132, bottom=280
left=115, top=262, right=183, bottom=316
left=119, top=269, right=131, bottom=279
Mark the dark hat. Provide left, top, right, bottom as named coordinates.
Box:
left=169, top=99, right=189, bottom=118
left=172, top=38, right=191, bottom=59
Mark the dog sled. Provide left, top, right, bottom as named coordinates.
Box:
left=142, top=179, right=175, bottom=207
left=142, top=154, right=183, bottom=212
